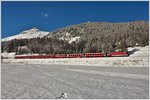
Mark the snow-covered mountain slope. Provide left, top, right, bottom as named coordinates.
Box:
left=2, top=27, right=80, bottom=44
left=56, top=32, right=80, bottom=43
left=128, top=46, right=149, bottom=57
left=2, top=27, right=50, bottom=42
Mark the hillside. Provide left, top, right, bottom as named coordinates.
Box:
left=2, top=20, right=149, bottom=54
left=2, top=27, right=50, bottom=42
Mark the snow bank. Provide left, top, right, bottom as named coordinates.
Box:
left=2, top=57, right=148, bottom=67
left=128, top=46, right=149, bottom=57
left=2, top=46, right=149, bottom=67
left=1, top=52, right=15, bottom=59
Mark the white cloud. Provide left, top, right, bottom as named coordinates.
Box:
left=41, top=12, right=49, bottom=17
left=44, top=13, right=49, bottom=17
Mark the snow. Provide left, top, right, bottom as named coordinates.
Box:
left=128, top=46, right=149, bottom=57
left=58, top=32, right=80, bottom=43
left=1, top=28, right=49, bottom=42
left=2, top=57, right=148, bottom=67
left=1, top=63, right=149, bottom=99
left=2, top=46, right=149, bottom=67
left=2, top=27, right=80, bottom=44
left=64, top=68, right=149, bottom=80
left=1, top=52, right=40, bottom=58
left=1, top=46, right=149, bottom=99
left=127, top=47, right=137, bottom=52
left=68, top=36, right=80, bottom=43
left=1, top=52, right=16, bottom=59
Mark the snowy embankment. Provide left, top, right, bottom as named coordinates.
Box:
left=2, top=46, right=149, bottom=67
left=1, top=52, right=16, bottom=59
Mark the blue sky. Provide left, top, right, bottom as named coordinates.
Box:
left=2, top=1, right=149, bottom=38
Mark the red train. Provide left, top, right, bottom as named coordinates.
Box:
left=15, top=52, right=129, bottom=59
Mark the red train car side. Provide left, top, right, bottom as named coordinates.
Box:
left=84, top=53, right=106, bottom=58
left=41, top=55, right=54, bottom=58
left=54, top=54, right=66, bottom=58
left=67, top=54, right=84, bottom=58
left=15, top=56, right=22, bottom=59
left=107, top=52, right=129, bottom=57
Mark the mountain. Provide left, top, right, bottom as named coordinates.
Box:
left=2, top=21, right=149, bottom=44
left=2, top=20, right=149, bottom=54
left=2, top=27, right=50, bottom=42
left=50, top=20, right=148, bottom=42
left=2, top=27, right=81, bottom=44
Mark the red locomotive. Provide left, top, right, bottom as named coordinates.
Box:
left=107, top=52, right=129, bottom=57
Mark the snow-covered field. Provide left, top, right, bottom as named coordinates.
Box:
left=1, top=63, right=149, bottom=99
left=2, top=46, right=149, bottom=67
left=2, top=57, right=149, bottom=67
left=1, top=46, right=149, bottom=99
